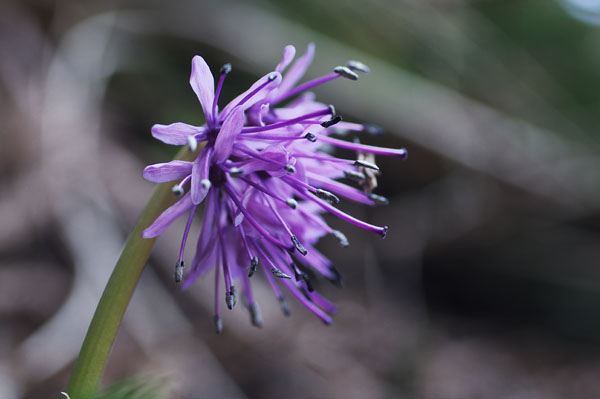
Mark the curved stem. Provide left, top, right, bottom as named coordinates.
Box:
left=66, top=146, right=197, bottom=399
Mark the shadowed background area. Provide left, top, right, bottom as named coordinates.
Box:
left=2, top=0, right=600, bottom=398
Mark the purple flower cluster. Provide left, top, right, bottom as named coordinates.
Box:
left=142, top=44, right=406, bottom=332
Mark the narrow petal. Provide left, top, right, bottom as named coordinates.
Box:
left=191, top=147, right=212, bottom=204
left=279, top=43, right=315, bottom=94
left=219, top=72, right=282, bottom=122
left=151, top=123, right=206, bottom=145
left=142, top=193, right=193, bottom=238
left=190, top=56, right=215, bottom=125
left=214, top=107, right=245, bottom=164
left=143, top=160, right=193, bottom=183
left=276, top=45, right=296, bottom=72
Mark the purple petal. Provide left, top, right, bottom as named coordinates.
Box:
left=143, top=160, right=193, bottom=183
left=213, top=107, right=245, bottom=164
left=276, top=45, right=296, bottom=72
left=191, top=147, right=212, bottom=204
left=219, top=72, right=282, bottom=122
left=142, top=193, right=193, bottom=238
left=151, top=123, right=206, bottom=145
left=279, top=43, right=315, bottom=94
left=190, top=56, right=215, bottom=124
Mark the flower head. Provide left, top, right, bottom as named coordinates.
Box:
left=142, top=44, right=407, bottom=332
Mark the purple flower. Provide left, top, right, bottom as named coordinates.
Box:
left=142, top=44, right=407, bottom=332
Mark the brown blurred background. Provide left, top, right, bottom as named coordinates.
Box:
left=2, top=0, right=600, bottom=398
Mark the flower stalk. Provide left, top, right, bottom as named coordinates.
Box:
left=66, top=146, right=197, bottom=399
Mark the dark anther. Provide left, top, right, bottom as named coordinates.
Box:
left=248, top=256, right=259, bottom=277
left=272, top=268, right=292, bottom=279
left=302, top=273, right=314, bottom=292
left=320, top=115, right=343, bottom=128
left=304, top=133, right=317, bottom=142
left=278, top=295, right=291, bottom=316
left=315, top=188, right=340, bottom=204
left=286, top=198, right=298, bottom=209
left=226, top=286, right=237, bottom=310
left=363, top=123, right=384, bottom=135
left=333, top=66, right=359, bottom=80
left=214, top=315, right=223, bottom=334
left=354, top=159, right=379, bottom=171
left=284, top=164, right=296, bottom=173
left=174, top=260, right=184, bottom=283
left=344, top=170, right=367, bottom=182
left=229, top=167, right=243, bottom=177
left=220, top=63, right=232, bottom=75
left=291, top=263, right=302, bottom=281
left=172, top=185, right=184, bottom=197
left=248, top=303, right=263, bottom=328
left=327, top=265, right=344, bottom=287
left=201, top=179, right=211, bottom=189
left=268, top=72, right=278, bottom=81
left=381, top=225, right=388, bottom=239
left=328, top=104, right=336, bottom=115
left=332, top=230, right=349, bottom=247
left=346, top=60, right=371, bottom=74
left=291, top=235, right=308, bottom=256
left=368, top=193, right=389, bottom=205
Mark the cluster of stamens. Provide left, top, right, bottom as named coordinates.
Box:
left=142, top=45, right=406, bottom=332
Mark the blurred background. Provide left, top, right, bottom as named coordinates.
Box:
left=2, top=0, right=600, bottom=397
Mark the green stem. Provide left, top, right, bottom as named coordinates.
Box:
left=66, top=147, right=196, bottom=399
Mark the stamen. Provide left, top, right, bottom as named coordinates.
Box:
left=272, top=268, right=292, bottom=279
left=344, top=170, right=367, bottom=182
left=214, top=258, right=222, bottom=333
left=249, top=256, right=259, bottom=277
left=214, top=315, right=223, bottom=334
left=172, top=185, right=184, bottom=197
left=174, top=260, right=184, bottom=283
left=284, top=164, right=296, bottom=173
left=187, top=135, right=198, bottom=152
left=368, top=193, right=389, bottom=205
left=346, top=60, right=371, bottom=74
left=304, top=132, right=317, bottom=142
left=278, top=295, right=291, bottom=316
left=320, top=115, right=343, bottom=128
left=236, top=72, right=279, bottom=109
left=315, top=134, right=408, bottom=158
left=328, top=104, right=336, bottom=116
left=176, top=205, right=198, bottom=282
left=213, top=63, right=232, bottom=122
left=333, top=66, right=359, bottom=80
left=332, top=230, right=350, bottom=247
left=248, top=302, right=263, bottom=327
left=316, top=188, right=340, bottom=204
left=281, top=174, right=340, bottom=204
left=327, top=265, right=344, bottom=287
left=291, top=235, right=308, bottom=256
left=172, top=174, right=192, bottom=197
left=354, top=159, right=379, bottom=170
left=297, top=190, right=388, bottom=237
left=241, top=108, right=331, bottom=133
left=220, top=63, right=232, bottom=75
left=226, top=286, right=237, bottom=310
left=239, top=176, right=292, bottom=208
